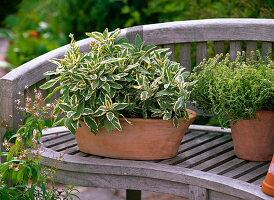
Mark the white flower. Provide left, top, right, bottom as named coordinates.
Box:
left=39, top=21, right=48, bottom=29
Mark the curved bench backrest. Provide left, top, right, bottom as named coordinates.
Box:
left=0, top=19, right=273, bottom=135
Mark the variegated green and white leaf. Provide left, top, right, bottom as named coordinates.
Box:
left=84, top=116, right=98, bottom=135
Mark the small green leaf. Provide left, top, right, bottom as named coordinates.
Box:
left=107, top=114, right=122, bottom=131
left=140, top=91, right=149, bottom=101
left=135, top=34, right=143, bottom=50
left=163, top=111, right=172, bottom=120
left=40, top=77, right=60, bottom=90
left=155, top=90, right=174, bottom=98
left=102, top=83, right=110, bottom=92
left=59, top=103, right=71, bottom=112
left=173, top=116, right=179, bottom=128
left=67, top=111, right=75, bottom=118
left=93, top=106, right=107, bottom=117
left=84, top=116, right=98, bottom=135
left=106, top=112, right=115, bottom=121
left=64, top=118, right=76, bottom=134
left=113, top=103, right=128, bottom=110
left=83, top=108, right=93, bottom=115
left=109, top=82, right=123, bottom=89
left=174, top=96, right=185, bottom=111
left=73, top=102, right=85, bottom=120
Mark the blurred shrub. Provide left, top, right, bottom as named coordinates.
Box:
left=3, top=0, right=273, bottom=68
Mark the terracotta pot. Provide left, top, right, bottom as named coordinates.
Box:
left=262, top=154, right=274, bottom=197
left=75, top=109, right=197, bottom=160
left=230, top=111, right=274, bottom=161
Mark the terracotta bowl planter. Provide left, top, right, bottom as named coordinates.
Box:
left=75, top=109, right=197, bottom=160
left=230, top=111, right=274, bottom=161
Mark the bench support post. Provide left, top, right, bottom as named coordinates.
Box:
left=189, top=185, right=208, bottom=200
left=126, top=189, right=141, bottom=200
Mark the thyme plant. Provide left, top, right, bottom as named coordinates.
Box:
left=41, top=29, right=193, bottom=134
left=189, top=51, right=274, bottom=127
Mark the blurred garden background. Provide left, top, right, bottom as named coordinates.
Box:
left=0, top=0, right=273, bottom=70
left=0, top=0, right=273, bottom=126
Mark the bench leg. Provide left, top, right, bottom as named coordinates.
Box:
left=126, top=189, right=141, bottom=200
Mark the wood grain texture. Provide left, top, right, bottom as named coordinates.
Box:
left=230, top=41, right=241, bottom=61
left=214, top=41, right=225, bottom=57
left=143, top=19, right=274, bottom=45
left=38, top=148, right=271, bottom=200
left=196, top=42, right=207, bottom=66
left=180, top=43, right=191, bottom=72
left=261, top=41, right=272, bottom=58
left=246, top=41, right=257, bottom=59
left=189, top=185, right=208, bottom=200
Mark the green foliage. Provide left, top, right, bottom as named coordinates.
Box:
left=0, top=91, right=79, bottom=200
left=42, top=29, right=193, bottom=134
left=189, top=51, right=274, bottom=127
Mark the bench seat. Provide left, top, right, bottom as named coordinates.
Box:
left=40, top=125, right=272, bottom=200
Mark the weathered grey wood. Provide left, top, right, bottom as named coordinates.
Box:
left=230, top=41, right=241, bottom=61
left=126, top=26, right=143, bottom=44
left=181, top=142, right=234, bottom=168
left=126, top=190, right=141, bottom=200
left=39, top=148, right=272, bottom=200
left=161, top=135, right=232, bottom=165
left=208, top=159, right=246, bottom=175
left=143, top=19, right=274, bottom=45
left=214, top=41, right=225, bottom=58
left=180, top=43, right=191, bottom=72
left=164, top=44, right=175, bottom=61
left=261, top=41, right=272, bottom=58
left=189, top=125, right=231, bottom=133
left=238, top=164, right=269, bottom=182
left=189, top=185, right=208, bottom=200
left=223, top=162, right=266, bottom=178
left=246, top=41, right=257, bottom=59
left=196, top=42, right=207, bottom=66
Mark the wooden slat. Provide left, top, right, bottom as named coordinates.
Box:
left=41, top=132, right=70, bottom=142
left=230, top=41, right=241, bottom=61
left=223, top=162, right=266, bottom=178
left=246, top=41, right=257, bottom=59
left=143, top=19, right=274, bottom=45
left=43, top=134, right=75, bottom=148
left=208, top=159, right=247, bottom=175
left=193, top=150, right=235, bottom=171
left=214, top=41, right=225, bottom=57
left=177, top=133, right=223, bottom=153
left=164, top=44, right=175, bottom=61
left=161, top=135, right=231, bottom=165
left=181, top=142, right=234, bottom=169
left=238, top=164, right=269, bottom=183
left=196, top=42, right=207, bottom=66
left=180, top=43, right=191, bottom=72
left=261, top=41, right=272, bottom=58
left=51, top=140, right=77, bottom=152
left=189, top=185, right=208, bottom=200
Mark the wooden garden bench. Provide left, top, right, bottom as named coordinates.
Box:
left=1, top=19, right=273, bottom=200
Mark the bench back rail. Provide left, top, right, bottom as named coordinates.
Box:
left=1, top=19, right=273, bottom=135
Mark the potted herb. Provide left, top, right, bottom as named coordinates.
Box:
left=189, top=52, right=274, bottom=161
left=40, top=29, right=196, bottom=160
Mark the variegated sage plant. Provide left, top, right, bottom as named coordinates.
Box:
left=40, top=29, right=193, bottom=135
